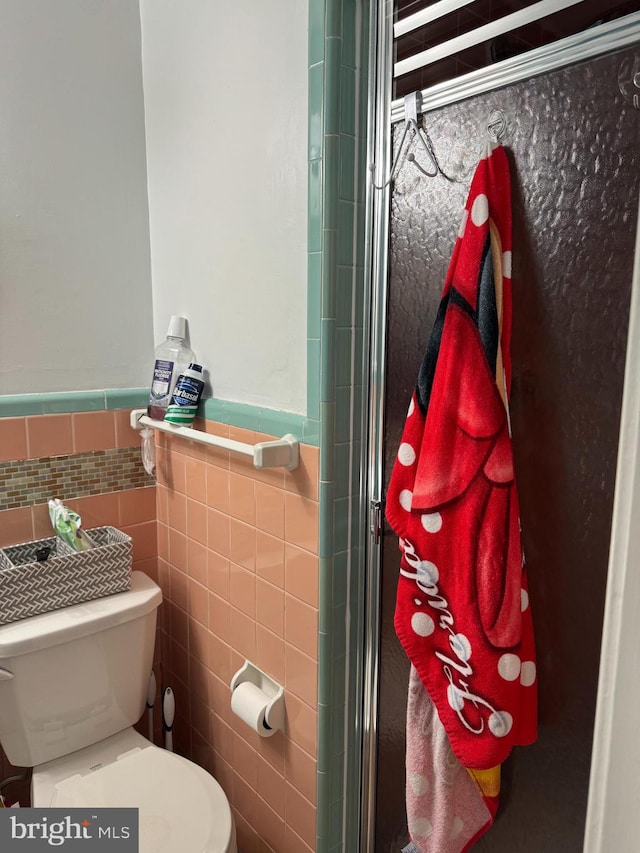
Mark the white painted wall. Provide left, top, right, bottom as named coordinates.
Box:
left=0, top=0, right=153, bottom=395
left=584, top=192, right=640, bottom=853
left=140, top=0, right=308, bottom=414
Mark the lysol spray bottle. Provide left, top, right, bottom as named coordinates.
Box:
left=164, top=363, right=205, bottom=426
left=147, top=316, right=195, bottom=421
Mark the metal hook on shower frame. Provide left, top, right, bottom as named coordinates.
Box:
left=487, top=108, right=507, bottom=143
left=370, top=92, right=439, bottom=189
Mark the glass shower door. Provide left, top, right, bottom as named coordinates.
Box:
left=374, top=44, right=640, bottom=852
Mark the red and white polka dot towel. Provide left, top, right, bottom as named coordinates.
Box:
left=387, top=144, right=537, bottom=852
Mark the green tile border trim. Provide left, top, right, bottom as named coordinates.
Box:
left=42, top=391, right=105, bottom=414
left=105, top=389, right=150, bottom=410
left=199, top=398, right=317, bottom=446
left=0, top=389, right=150, bottom=418
left=311, top=0, right=371, bottom=849
left=0, top=391, right=317, bottom=446
left=0, top=395, right=45, bottom=418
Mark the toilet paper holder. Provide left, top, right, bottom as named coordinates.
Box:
left=230, top=660, right=285, bottom=735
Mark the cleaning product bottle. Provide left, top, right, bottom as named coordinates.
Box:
left=164, top=363, right=205, bottom=427
left=147, top=316, right=195, bottom=421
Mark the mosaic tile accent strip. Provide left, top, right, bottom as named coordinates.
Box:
left=0, top=447, right=154, bottom=511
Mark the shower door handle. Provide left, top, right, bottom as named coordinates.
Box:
left=370, top=499, right=384, bottom=545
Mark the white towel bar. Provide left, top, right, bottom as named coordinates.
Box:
left=129, top=409, right=299, bottom=470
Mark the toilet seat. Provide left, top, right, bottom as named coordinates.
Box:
left=50, top=745, right=234, bottom=853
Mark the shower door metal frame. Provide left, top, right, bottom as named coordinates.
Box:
left=361, top=6, right=640, bottom=851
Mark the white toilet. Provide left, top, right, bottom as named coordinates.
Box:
left=0, top=571, right=237, bottom=853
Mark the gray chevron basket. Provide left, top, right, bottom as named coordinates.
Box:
left=0, top=526, right=132, bottom=625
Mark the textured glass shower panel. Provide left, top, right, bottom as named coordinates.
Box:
left=376, top=45, right=640, bottom=852
left=393, top=0, right=640, bottom=97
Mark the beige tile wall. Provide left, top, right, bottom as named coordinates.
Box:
left=0, top=412, right=319, bottom=849
left=0, top=410, right=157, bottom=794
left=0, top=410, right=145, bottom=548
left=155, top=420, right=319, bottom=853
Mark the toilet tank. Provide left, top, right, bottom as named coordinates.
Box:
left=0, top=572, right=162, bottom=767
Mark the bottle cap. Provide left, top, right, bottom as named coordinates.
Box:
left=187, top=363, right=202, bottom=373
left=166, top=315, right=186, bottom=339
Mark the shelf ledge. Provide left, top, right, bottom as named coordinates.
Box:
left=130, top=409, right=299, bottom=470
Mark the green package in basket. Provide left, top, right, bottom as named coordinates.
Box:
left=48, top=498, right=96, bottom=552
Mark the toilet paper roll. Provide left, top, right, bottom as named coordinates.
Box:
left=231, top=682, right=275, bottom=737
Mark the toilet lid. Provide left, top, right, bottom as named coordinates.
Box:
left=51, top=746, right=233, bottom=853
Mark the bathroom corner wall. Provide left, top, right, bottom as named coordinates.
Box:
left=155, top=422, right=319, bottom=852
left=0, top=403, right=157, bottom=788
left=309, top=1, right=371, bottom=850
